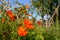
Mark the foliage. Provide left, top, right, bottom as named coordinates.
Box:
left=0, top=0, right=60, bottom=40
left=32, top=0, right=58, bottom=15
left=0, top=10, right=60, bottom=40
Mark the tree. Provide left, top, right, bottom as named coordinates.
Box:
left=32, top=0, right=59, bottom=27
left=32, top=0, right=58, bottom=16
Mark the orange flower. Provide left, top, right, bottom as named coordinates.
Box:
left=37, top=21, right=42, bottom=25
left=25, top=23, right=34, bottom=29
left=20, top=8, right=24, bottom=11
left=22, top=10, right=27, bottom=13
left=27, top=14, right=32, bottom=16
left=24, top=19, right=34, bottom=29
left=20, top=8, right=27, bottom=13
left=6, top=10, right=15, bottom=21
left=24, top=19, right=29, bottom=25
left=18, top=26, right=28, bottom=36
left=2, top=18, right=6, bottom=24
left=25, top=4, right=30, bottom=9
left=0, top=11, right=2, bottom=14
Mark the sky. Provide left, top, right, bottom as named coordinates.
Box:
left=18, top=0, right=31, bottom=5
left=0, top=0, right=31, bottom=6
left=9, top=0, right=31, bottom=5
left=10, top=0, right=42, bottom=20
left=0, top=0, right=48, bottom=21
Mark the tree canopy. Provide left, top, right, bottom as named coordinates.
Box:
left=32, top=0, right=58, bottom=15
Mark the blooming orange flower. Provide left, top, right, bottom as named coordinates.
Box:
left=24, top=19, right=34, bottom=29
left=6, top=10, right=15, bottom=21
left=24, top=19, right=29, bottom=25
left=18, top=26, right=28, bottom=36
left=25, top=23, right=34, bottom=29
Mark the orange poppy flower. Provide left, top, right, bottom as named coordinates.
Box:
left=23, top=19, right=29, bottom=25
left=18, top=26, right=28, bottom=36
left=6, top=10, right=15, bottom=21
left=24, top=19, right=34, bottom=29
left=7, top=22, right=10, bottom=26
left=25, top=23, right=34, bottom=29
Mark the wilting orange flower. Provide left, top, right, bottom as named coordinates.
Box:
left=24, top=19, right=34, bottom=29
left=27, top=14, right=32, bottom=16
left=37, top=21, right=42, bottom=25
left=22, top=10, right=27, bottom=13
left=20, top=8, right=24, bottom=12
left=20, top=8, right=23, bottom=11
left=18, top=26, right=28, bottom=36
left=20, top=8, right=27, bottom=13
left=2, top=18, right=6, bottom=24
left=6, top=10, right=15, bottom=21
left=25, top=4, right=30, bottom=9
left=0, top=11, right=2, bottom=14
left=21, top=10, right=27, bottom=14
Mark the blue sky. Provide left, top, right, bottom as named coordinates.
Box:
left=0, top=0, right=44, bottom=21
left=9, top=0, right=42, bottom=20
left=0, top=0, right=31, bottom=6
left=8, top=0, right=31, bottom=5
left=18, top=0, right=31, bottom=5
